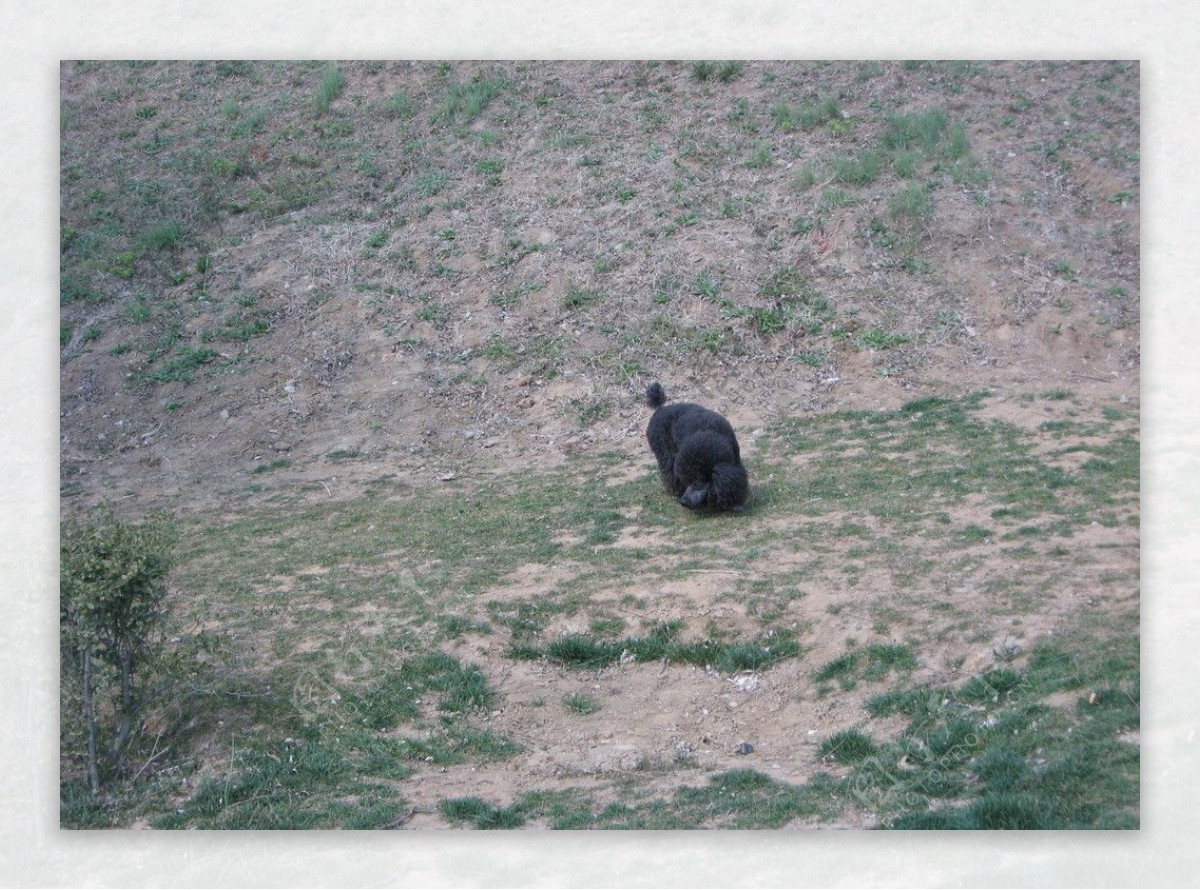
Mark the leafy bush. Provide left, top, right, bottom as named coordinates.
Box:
left=60, top=509, right=177, bottom=791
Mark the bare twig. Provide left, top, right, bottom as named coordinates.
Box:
left=129, top=735, right=171, bottom=784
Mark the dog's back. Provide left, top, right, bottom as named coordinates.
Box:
left=647, top=384, right=740, bottom=460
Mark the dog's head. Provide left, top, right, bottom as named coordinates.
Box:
left=680, top=461, right=749, bottom=512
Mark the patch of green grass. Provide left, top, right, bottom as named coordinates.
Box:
left=441, top=796, right=526, bottom=829
left=831, top=149, right=884, bottom=185
left=475, top=158, right=505, bottom=184
left=883, top=108, right=948, bottom=153
left=107, top=250, right=136, bottom=279
left=411, top=172, right=451, bottom=198
left=820, top=728, right=878, bottom=764
left=692, top=269, right=722, bottom=300
left=149, top=735, right=408, bottom=829
left=436, top=614, right=492, bottom=640
left=854, top=328, right=911, bottom=350
left=771, top=98, right=841, bottom=132
left=229, top=106, right=266, bottom=139
left=815, top=652, right=859, bottom=684
left=819, top=187, right=857, bottom=213
left=863, top=643, right=919, bottom=679
left=889, top=183, right=934, bottom=221
left=142, top=220, right=184, bottom=251
left=201, top=306, right=273, bottom=343
left=60, top=274, right=102, bottom=306
left=891, top=149, right=921, bottom=178
left=313, top=65, right=345, bottom=115
left=439, top=75, right=507, bottom=127
left=252, top=458, right=292, bottom=474
left=745, top=144, right=773, bottom=169
left=815, top=642, right=917, bottom=692
left=563, top=692, right=601, bottom=715
left=563, top=288, right=605, bottom=310
left=879, top=107, right=986, bottom=188
left=851, top=617, right=1138, bottom=829
left=663, top=769, right=831, bottom=828
left=489, top=280, right=542, bottom=309
left=519, top=621, right=802, bottom=674
left=393, top=728, right=520, bottom=767
left=244, top=168, right=330, bottom=217
left=773, top=390, right=1133, bottom=533
left=341, top=653, right=495, bottom=729
left=382, top=90, right=417, bottom=119
left=133, top=346, right=221, bottom=385
left=748, top=307, right=786, bottom=335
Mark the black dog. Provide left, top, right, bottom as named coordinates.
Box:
left=645, top=382, right=749, bottom=512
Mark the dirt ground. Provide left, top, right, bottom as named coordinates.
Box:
left=59, top=60, right=1139, bottom=826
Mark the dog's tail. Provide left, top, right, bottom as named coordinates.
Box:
left=646, top=382, right=667, bottom=409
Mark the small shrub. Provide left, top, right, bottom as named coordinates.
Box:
left=60, top=509, right=177, bottom=791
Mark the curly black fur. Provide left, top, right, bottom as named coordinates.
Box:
left=645, top=382, right=749, bottom=512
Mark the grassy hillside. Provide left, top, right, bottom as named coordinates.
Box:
left=59, top=60, right=1139, bottom=829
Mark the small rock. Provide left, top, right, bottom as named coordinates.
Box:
left=730, top=674, right=760, bottom=692
left=272, top=441, right=292, bottom=452
left=735, top=742, right=754, bottom=756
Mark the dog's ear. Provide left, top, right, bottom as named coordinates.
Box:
left=708, top=462, right=749, bottom=511
left=679, top=483, right=709, bottom=509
